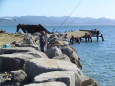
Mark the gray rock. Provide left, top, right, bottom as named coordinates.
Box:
left=24, top=82, right=67, bottom=86
left=23, top=34, right=33, bottom=44
left=25, top=57, right=99, bottom=86
left=61, top=46, right=82, bottom=69
left=0, top=47, right=35, bottom=55
left=21, top=44, right=40, bottom=51
left=0, top=70, right=27, bottom=86
left=25, top=58, right=82, bottom=78
left=34, top=71, right=77, bottom=86
left=0, top=47, right=48, bottom=58
left=10, top=70, right=27, bottom=83
left=11, top=41, right=22, bottom=47
left=44, top=47, right=62, bottom=59
left=62, top=41, right=70, bottom=45
left=25, top=58, right=94, bottom=86
left=0, top=58, right=25, bottom=72
left=49, top=34, right=58, bottom=41
left=61, top=46, right=79, bottom=60
left=0, top=72, right=12, bottom=84
left=81, top=78, right=99, bottom=86
left=48, top=35, right=59, bottom=48
left=0, top=47, right=48, bottom=72
left=53, top=54, right=71, bottom=62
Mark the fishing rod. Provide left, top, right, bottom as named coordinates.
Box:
left=59, top=3, right=99, bottom=32
left=55, top=0, right=84, bottom=33
left=52, top=27, right=55, bottom=33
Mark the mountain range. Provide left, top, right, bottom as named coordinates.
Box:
left=0, top=16, right=115, bottom=26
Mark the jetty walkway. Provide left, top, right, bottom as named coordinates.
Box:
left=66, top=29, right=104, bottom=43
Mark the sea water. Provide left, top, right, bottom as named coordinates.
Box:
left=0, top=25, right=115, bottom=86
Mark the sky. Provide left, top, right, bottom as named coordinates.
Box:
left=0, top=0, right=115, bottom=19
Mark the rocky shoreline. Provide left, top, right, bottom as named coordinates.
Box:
left=0, top=32, right=99, bottom=86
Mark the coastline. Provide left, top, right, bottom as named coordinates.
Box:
left=0, top=32, right=99, bottom=86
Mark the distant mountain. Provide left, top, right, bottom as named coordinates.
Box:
left=0, top=16, right=115, bottom=26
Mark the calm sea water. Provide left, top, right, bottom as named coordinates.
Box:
left=0, top=25, right=115, bottom=86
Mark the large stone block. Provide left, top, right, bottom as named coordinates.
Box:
left=24, top=82, right=67, bottom=86
left=0, top=47, right=36, bottom=55
left=53, top=54, right=71, bottom=62
left=25, top=58, right=99, bottom=86
left=25, top=58, right=81, bottom=77
left=0, top=47, right=48, bottom=72
left=61, top=46, right=82, bottom=69
left=0, top=47, right=48, bottom=58
left=44, top=47, right=62, bottom=58
left=61, top=46, right=79, bottom=61
left=25, top=58, right=82, bottom=85
left=34, top=71, right=76, bottom=86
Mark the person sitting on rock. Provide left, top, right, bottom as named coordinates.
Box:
left=64, top=34, right=68, bottom=38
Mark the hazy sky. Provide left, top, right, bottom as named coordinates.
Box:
left=0, top=0, right=115, bottom=19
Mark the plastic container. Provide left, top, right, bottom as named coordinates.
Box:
left=3, top=44, right=10, bottom=48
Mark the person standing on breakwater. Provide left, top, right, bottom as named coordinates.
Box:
left=39, top=31, right=49, bottom=52
left=70, top=35, right=75, bottom=44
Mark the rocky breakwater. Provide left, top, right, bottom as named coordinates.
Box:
left=0, top=32, right=99, bottom=86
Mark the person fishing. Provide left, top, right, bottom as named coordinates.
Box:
left=39, top=31, right=49, bottom=52
left=70, top=35, right=75, bottom=44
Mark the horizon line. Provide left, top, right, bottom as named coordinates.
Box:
left=0, top=16, right=115, bottom=20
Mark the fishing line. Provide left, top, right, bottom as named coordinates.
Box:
left=54, top=0, right=84, bottom=32
left=60, top=5, right=98, bottom=32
